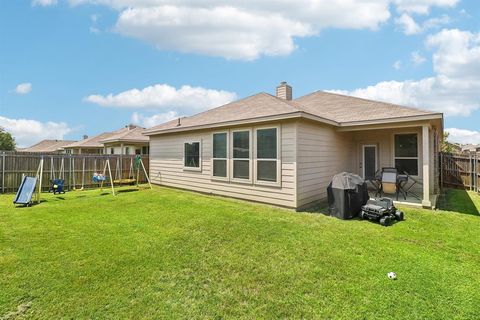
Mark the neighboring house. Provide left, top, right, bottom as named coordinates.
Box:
left=144, top=82, right=443, bottom=209
left=461, top=144, right=480, bottom=154
left=20, top=139, right=77, bottom=153
left=99, top=125, right=149, bottom=155
left=63, top=125, right=149, bottom=155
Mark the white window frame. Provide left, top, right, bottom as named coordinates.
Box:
left=393, top=132, right=420, bottom=176
left=183, top=140, right=202, bottom=172
left=211, top=131, right=229, bottom=181
left=254, top=125, right=281, bottom=187
left=230, top=129, right=252, bottom=184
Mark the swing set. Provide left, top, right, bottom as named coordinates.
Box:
left=91, top=155, right=152, bottom=196
left=13, top=155, right=152, bottom=206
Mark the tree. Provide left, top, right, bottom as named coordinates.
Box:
left=440, top=131, right=456, bottom=153
left=0, top=127, right=16, bottom=151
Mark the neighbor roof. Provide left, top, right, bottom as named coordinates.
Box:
left=21, top=139, right=77, bottom=153
left=144, top=91, right=443, bottom=135
left=64, top=125, right=147, bottom=149
left=99, top=126, right=148, bottom=144
left=63, top=132, right=118, bottom=149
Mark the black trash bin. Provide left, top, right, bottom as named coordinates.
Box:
left=327, top=172, right=369, bottom=219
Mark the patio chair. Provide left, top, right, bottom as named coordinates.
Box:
left=377, top=167, right=406, bottom=200
left=400, top=171, right=422, bottom=200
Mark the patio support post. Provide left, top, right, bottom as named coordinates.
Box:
left=422, top=124, right=431, bottom=208
left=2, top=152, right=5, bottom=194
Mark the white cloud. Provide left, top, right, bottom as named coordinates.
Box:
left=15, top=83, right=32, bottom=95
left=33, top=0, right=459, bottom=59
left=330, top=29, right=480, bottom=117
left=393, top=60, right=402, bottom=70
left=90, top=14, right=100, bottom=33
left=411, top=51, right=427, bottom=65
left=131, top=111, right=179, bottom=128
left=446, top=128, right=480, bottom=145
left=32, top=0, right=58, bottom=6
left=61, top=0, right=458, bottom=60
left=0, top=116, right=72, bottom=148
left=395, top=13, right=450, bottom=35
left=84, top=83, right=237, bottom=110
left=394, top=0, right=459, bottom=14
left=423, top=14, right=451, bottom=29
left=395, top=14, right=421, bottom=35
left=115, top=6, right=313, bottom=60
left=426, top=29, right=480, bottom=79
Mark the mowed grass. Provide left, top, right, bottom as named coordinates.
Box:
left=1, top=187, right=479, bottom=319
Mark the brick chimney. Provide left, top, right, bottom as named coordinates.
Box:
left=276, top=81, right=292, bottom=100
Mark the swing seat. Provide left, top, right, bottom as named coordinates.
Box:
left=113, top=178, right=136, bottom=186
left=93, top=174, right=107, bottom=183
left=49, top=179, right=65, bottom=195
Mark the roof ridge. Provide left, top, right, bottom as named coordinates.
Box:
left=298, top=90, right=440, bottom=115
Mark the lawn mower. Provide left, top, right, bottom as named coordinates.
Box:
left=360, top=197, right=404, bottom=226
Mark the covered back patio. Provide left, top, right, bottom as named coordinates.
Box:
left=339, top=118, right=443, bottom=208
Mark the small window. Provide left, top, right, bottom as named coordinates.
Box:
left=212, top=132, right=228, bottom=178
left=110, top=148, right=114, bottom=155
left=184, top=141, right=201, bottom=169
left=256, top=128, right=278, bottom=183
left=142, top=146, right=149, bottom=154
left=125, top=147, right=130, bottom=155
left=232, top=131, right=250, bottom=180
left=394, top=133, right=418, bottom=175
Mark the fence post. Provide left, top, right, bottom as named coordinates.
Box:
left=2, top=152, right=5, bottom=194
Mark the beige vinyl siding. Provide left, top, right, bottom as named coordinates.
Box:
left=149, top=122, right=296, bottom=208
left=296, top=120, right=353, bottom=208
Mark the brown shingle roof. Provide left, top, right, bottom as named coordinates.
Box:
left=144, top=90, right=442, bottom=135
left=295, top=91, right=439, bottom=124
left=144, top=93, right=309, bottom=134
left=99, top=126, right=148, bottom=143
left=22, top=139, right=77, bottom=153
left=65, top=125, right=148, bottom=149
left=64, top=132, right=117, bottom=149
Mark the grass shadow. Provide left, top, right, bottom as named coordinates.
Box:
left=437, top=188, right=480, bottom=216
left=117, top=189, right=139, bottom=194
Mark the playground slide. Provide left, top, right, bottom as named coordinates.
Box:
left=13, top=176, right=37, bottom=205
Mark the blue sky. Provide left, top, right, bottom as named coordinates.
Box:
left=1, top=0, right=479, bottom=147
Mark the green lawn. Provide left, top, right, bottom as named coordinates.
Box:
left=1, top=187, right=479, bottom=319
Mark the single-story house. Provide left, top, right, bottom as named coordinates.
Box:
left=144, top=82, right=443, bottom=209
left=99, top=125, right=149, bottom=155
left=461, top=144, right=480, bottom=154
left=63, top=125, right=149, bottom=155
left=19, top=139, right=77, bottom=153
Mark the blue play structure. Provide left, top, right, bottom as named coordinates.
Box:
left=49, top=179, right=65, bottom=195
left=13, top=176, right=38, bottom=206
left=92, top=173, right=107, bottom=183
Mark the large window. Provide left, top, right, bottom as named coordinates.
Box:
left=394, top=133, right=418, bottom=175
left=184, top=141, right=201, bottom=169
left=232, top=130, right=250, bottom=180
left=212, top=132, right=228, bottom=178
left=255, top=128, right=278, bottom=183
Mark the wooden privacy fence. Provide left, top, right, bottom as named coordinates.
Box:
left=440, top=152, right=479, bottom=192
left=0, top=152, right=149, bottom=193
